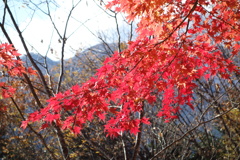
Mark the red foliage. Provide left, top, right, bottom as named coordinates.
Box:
left=2, top=0, right=239, bottom=137
left=0, top=44, right=24, bottom=98
left=0, top=43, right=36, bottom=98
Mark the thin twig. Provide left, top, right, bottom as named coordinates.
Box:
left=154, top=0, right=199, bottom=46
left=150, top=102, right=238, bottom=159
left=56, top=0, right=82, bottom=93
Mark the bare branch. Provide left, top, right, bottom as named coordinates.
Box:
left=10, top=97, right=58, bottom=160
left=56, top=0, right=82, bottom=93
left=150, top=99, right=239, bottom=159
left=132, top=102, right=145, bottom=160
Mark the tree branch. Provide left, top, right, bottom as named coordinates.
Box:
left=150, top=102, right=238, bottom=159
left=132, top=102, right=145, bottom=160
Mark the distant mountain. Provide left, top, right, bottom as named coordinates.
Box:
left=18, top=43, right=117, bottom=87
left=21, top=53, right=58, bottom=75
left=20, top=43, right=117, bottom=71
left=63, top=43, right=117, bottom=73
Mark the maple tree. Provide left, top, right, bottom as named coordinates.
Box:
left=0, top=43, right=36, bottom=97
left=0, top=1, right=82, bottom=159
left=0, top=44, right=61, bottom=159
left=1, top=1, right=135, bottom=158
left=20, top=0, right=239, bottom=137
left=0, top=0, right=240, bottom=159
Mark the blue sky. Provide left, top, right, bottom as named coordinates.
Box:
left=0, top=0, right=133, bottom=60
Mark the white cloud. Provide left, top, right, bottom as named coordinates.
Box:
left=1, top=0, right=127, bottom=60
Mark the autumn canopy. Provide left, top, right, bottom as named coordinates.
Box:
left=1, top=0, right=239, bottom=137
